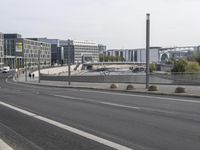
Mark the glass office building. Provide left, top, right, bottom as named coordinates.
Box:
left=0, top=33, right=4, bottom=67
left=105, top=47, right=160, bottom=63
left=3, top=34, right=51, bottom=69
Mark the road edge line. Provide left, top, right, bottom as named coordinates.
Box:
left=0, top=101, right=133, bottom=150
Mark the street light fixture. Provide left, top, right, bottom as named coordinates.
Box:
left=25, top=54, right=27, bottom=82
left=146, top=13, right=150, bottom=89
left=67, top=39, right=71, bottom=85
left=38, top=43, right=42, bottom=83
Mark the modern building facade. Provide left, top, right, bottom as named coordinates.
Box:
left=23, top=39, right=51, bottom=68
left=98, top=44, right=107, bottom=54
left=105, top=47, right=160, bottom=63
left=159, top=46, right=198, bottom=63
left=36, top=38, right=100, bottom=65
left=34, top=38, right=62, bottom=65
left=3, top=34, right=51, bottom=69
left=0, top=33, right=4, bottom=67
left=4, top=34, right=23, bottom=68
left=60, top=40, right=99, bottom=64
left=73, top=40, right=99, bottom=63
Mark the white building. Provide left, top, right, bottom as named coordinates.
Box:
left=0, top=33, right=4, bottom=67
left=105, top=47, right=160, bottom=63
left=60, top=40, right=99, bottom=64
left=23, top=39, right=51, bottom=68
left=159, top=46, right=198, bottom=63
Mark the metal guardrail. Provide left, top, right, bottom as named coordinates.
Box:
left=40, top=73, right=200, bottom=85
left=154, top=73, right=200, bottom=85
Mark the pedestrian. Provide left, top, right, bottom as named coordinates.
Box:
left=29, top=73, right=31, bottom=78
left=32, top=73, right=35, bottom=79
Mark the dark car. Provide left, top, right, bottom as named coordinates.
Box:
left=132, top=67, right=145, bottom=73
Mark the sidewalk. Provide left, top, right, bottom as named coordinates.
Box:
left=16, top=73, right=200, bottom=98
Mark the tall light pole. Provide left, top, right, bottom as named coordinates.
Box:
left=25, top=56, right=27, bottom=82
left=67, top=39, right=71, bottom=85
left=38, top=43, right=42, bottom=83
left=146, top=13, right=150, bottom=89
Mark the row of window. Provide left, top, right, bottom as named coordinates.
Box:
left=24, top=40, right=51, bottom=48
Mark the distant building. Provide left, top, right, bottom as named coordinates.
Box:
left=23, top=39, right=51, bottom=68
left=159, top=46, right=198, bottom=63
left=4, top=34, right=23, bottom=68
left=60, top=40, right=99, bottom=64
left=98, top=44, right=107, bottom=54
left=74, top=40, right=99, bottom=63
left=105, top=47, right=160, bottom=63
left=3, top=34, right=51, bottom=69
left=35, top=38, right=63, bottom=65
left=0, top=33, right=4, bottom=67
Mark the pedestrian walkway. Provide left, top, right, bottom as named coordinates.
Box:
left=15, top=72, right=200, bottom=98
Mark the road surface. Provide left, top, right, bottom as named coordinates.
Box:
left=0, top=72, right=200, bottom=150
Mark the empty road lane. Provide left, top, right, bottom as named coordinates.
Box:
left=0, top=73, right=200, bottom=150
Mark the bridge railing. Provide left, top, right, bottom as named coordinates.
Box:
left=40, top=72, right=200, bottom=85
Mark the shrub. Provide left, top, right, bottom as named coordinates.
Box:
left=150, top=63, right=156, bottom=73
left=171, top=59, right=188, bottom=73
left=148, top=85, right=158, bottom=91
left=175, top=87, right=186, bottom=93
left=126, top=85, right=135, bottom=90
left=110, top=83, right=118, bottom=89
left=190, top=51, right=200, bottom=65
left=185, top=61, right=200, bottom=73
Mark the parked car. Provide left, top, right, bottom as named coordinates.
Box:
left=132, top=67, right=146, bottom=73
left=2, top=66, right=10, bottom=73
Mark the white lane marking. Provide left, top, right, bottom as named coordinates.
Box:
left=0, top=139, right=13, bottom=150
left=54, top=95, right=141, bottom=110
left=54, top=95, right=194, bottom=116
left=0, top=101, right=133, bottom=150
left=0, top=122, right=44, bottom=150
left=72, top=89, right=200, bottom=104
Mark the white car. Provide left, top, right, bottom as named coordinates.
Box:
left=2, top=66, right=10, bottom=73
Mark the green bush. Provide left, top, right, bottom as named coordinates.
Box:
left=150, top=63, right=156, bottom=73
left=171, top=59, right=188, bottom=73
left=190, top=51, right=200, bottom=65
left=99, top=55, right=125, bottom=62
left=185, top=61, right=200, bottom=73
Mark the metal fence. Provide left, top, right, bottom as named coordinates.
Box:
left=40, top=72, right=200, bottom=85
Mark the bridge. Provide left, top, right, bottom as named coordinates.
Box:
left=83, top=62, right=146, bottom=69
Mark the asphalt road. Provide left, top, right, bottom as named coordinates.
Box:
left=0, top=72, right=200, bottom=150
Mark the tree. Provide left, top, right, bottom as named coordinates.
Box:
left=149, top=63, right=156, bottom=73
left=99, top=55, right=125, bottom=62
left=191, top=51, right=200, bottom=65
left=171, top=59, right=188, bottom=73
left=185, top=61, right=200, bottom=73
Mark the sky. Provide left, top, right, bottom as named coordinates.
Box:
left=1, top=0, right=200, bottom=49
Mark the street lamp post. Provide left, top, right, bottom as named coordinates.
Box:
left=67, top=39, right=71, bottom=85
left=38, top=43, right=42, bottom=83
left=146, top=13, right=150, bottom=89
left=25, top=56, right=27, bottom=82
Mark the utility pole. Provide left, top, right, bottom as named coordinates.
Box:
left=38, top=43, right=42, bottom=83
left=146, top=13, right=150, bottom=89
left=67, top=39, right=71, bottom=85
left=25, top=57, right=27, bottom=82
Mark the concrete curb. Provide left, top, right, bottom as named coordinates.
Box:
left=13, top=80, right=200, bottom=99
